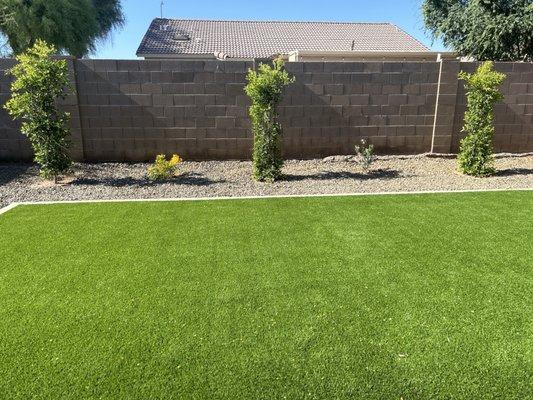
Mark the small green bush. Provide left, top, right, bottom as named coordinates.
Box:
left=458, top=62, right=506, bottom=177
left=354, top=139, right=375, bottom=173
left=245, top=58, right=294, bottom=182
left=4, top=40, right=72, bottom=181
left=147, top=154, right=182, bottom=181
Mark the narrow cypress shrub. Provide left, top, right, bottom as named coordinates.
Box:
left=458, top=62, right=506, bottom=177
left=245, top=58, right=294, bottom=182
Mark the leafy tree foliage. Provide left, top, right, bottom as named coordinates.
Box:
left=458, top=62, right=506, bottom=176
left=0, top=0, right=124, bottom=57
left=5, top=40, right=72, bottom=181
left=245, top=59, right=294, bottom=182
left=422, top=0, right=533, bottom=61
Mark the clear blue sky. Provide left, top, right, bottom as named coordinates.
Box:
left=95, top=0, right=446, bottom=59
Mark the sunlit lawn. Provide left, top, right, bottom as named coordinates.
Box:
left=0, top=191, right=531, bottom=399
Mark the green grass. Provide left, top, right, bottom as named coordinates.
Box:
left=1, top=192, right=532, bottom=399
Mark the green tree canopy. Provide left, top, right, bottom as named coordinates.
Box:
left=422, top=0, right=533, bottom=61
left=0, top=0, right=124, bottom=57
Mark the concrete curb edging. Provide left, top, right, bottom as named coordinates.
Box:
left=0, top=202, right=19, bottom=216
left=0, top=188, right=531, bottom=217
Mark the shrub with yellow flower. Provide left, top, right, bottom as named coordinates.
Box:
left=147, top=154, right=182, bottom=181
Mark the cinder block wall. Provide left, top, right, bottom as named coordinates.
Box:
left=282, top=61, right=439, bottom=157
left=75, top=59, right=252, bottom=161
left=0, top=58, right=84, bottom=161
left=0, top=59, right=28, bottom=160
left=1, top=59, right=532, bottom=162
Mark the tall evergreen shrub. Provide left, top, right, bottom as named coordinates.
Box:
left=245, top=58, right=294, bottom=182
left=5, top=40, right=72, bottom=181
left=458, top=61, right=506, bottom=176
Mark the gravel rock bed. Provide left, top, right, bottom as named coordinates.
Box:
left=1, top=154, right=532, bottom=208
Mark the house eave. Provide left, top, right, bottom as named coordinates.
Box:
left=288, top=50, right=457, bottom=61
left=137, top=53, right=217, bottom=59
left=137, top=53, right=254, bottom=61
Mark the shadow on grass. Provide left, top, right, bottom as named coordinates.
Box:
left=0, top=163, right=35, bottom=185
left=72, top=172, right=225, bottom=187
left=282, top=169, right=401, bottom=182
left=494, top=168, right=533, bottom=177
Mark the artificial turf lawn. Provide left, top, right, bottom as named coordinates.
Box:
left=0, top=192, right=532, bottom=399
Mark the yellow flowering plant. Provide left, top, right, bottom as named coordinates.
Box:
left=147, top=154, right=182, bottom=181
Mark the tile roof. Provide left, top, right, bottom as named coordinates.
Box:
left=136, top=18, right=430, bottom=58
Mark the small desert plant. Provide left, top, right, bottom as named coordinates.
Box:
left=458, top=61, right=506, bottom=177
left=4, top=40, right=72, bottom=182
left=245, top=58, right=294, bottom=182
left=147, top=154, right=182, bottom=181
left=354, top=139, right=375, bottom=172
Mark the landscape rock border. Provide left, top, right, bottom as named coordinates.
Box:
left=1, top=154, right=532, bottom=208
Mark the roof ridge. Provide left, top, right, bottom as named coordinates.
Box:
left=386, top=23, right=430, bottom=51
left=154, top=17, right=394, bottom=25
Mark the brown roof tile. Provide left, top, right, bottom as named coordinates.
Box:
left=137, top=18, right=429, bottom=58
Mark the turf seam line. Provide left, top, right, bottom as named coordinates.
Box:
left=5, top=187, right=533, bottom=208
left=0, top=202, right=19, bottom=216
